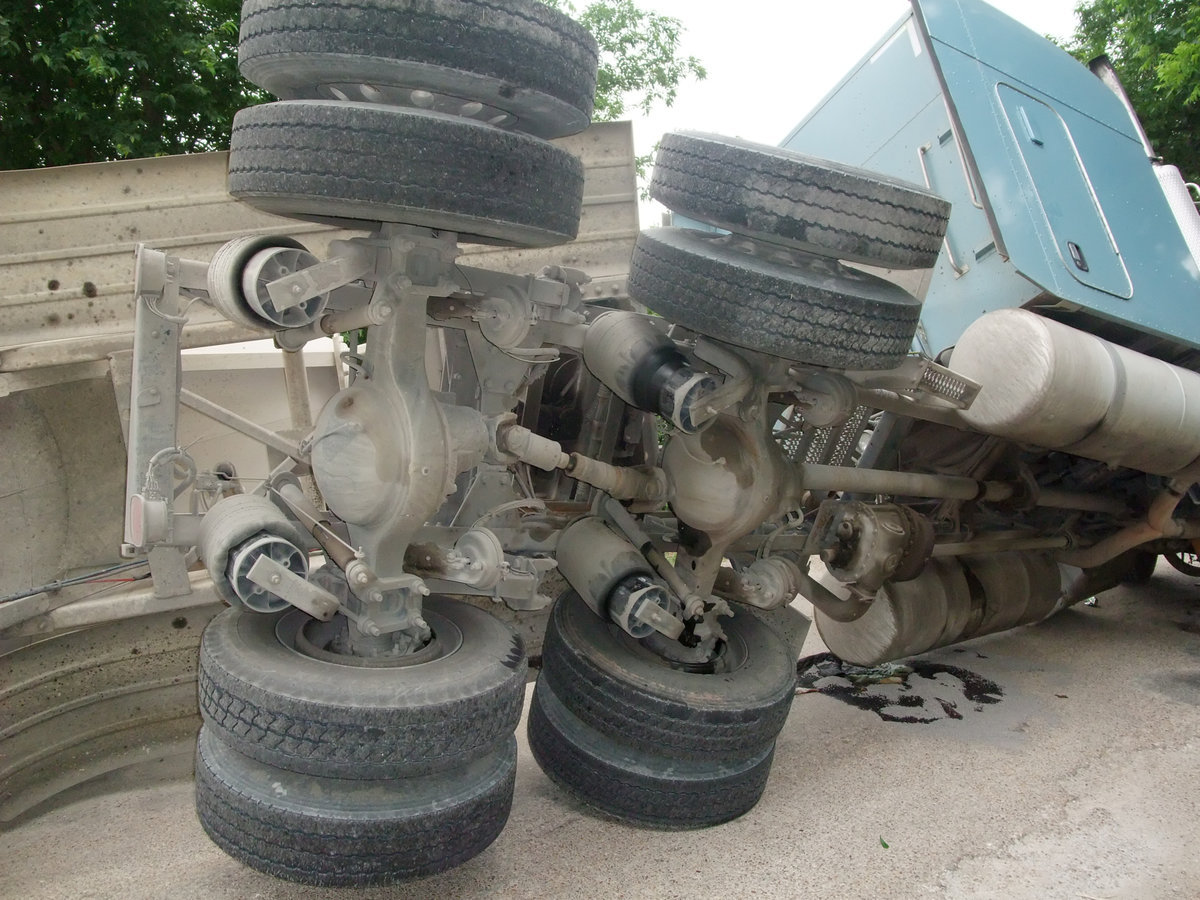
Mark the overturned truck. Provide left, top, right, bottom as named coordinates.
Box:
left=7, top=0, right=1200, bottom=886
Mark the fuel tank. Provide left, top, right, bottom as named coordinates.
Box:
left=951, top=308, right=1200, bottom=475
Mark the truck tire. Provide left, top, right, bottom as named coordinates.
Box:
left=197, top=598, right=526, bottom=779
left=629, top=226, right=922, bottom=369
left=239, top=0, right=598, bottom=139
left=649, top=131, right=951, bottom=270
left=228, top=101, right=584, bottom=246
left=538, top=591, right=795, bottom=761
left=195, top=727, right=516, bottom=886
left=528, top=679, right=775, bottom=829
left=1164, top=549, right=1200, bottom=576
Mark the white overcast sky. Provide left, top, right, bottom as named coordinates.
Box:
left=626, top=0, right=1081, bottom=221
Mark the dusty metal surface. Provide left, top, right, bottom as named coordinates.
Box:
left=1, top=569, right=1196, bottom=898
left=0, top=119, right=635, bottom=622
left=0, top=605, right=222, bottom=826
left=0, top=349, right=345, bottom=612
left=0, top=121, right=638, bottom=372
left=0, top=376, right=128, bottom=599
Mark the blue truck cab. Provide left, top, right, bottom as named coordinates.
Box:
left=786, top=0, right=1200, bottom=363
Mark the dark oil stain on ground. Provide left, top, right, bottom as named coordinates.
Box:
left=796, top=651, right=1004, bottom=724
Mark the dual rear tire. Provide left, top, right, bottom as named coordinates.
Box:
left=528, top=591, right=796, bottom=828
left=194, top=597, right=526, bottom=886
left=227, top=100, right=585, bottom=246
left=196, top=729, right=517, bottom=886
left=631, top=131, right=952, bottom=369
left=227, top=0, right=599, bottom=246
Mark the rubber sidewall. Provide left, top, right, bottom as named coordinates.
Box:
left=198, top=596, right=526, bottom=777
left=539, top=590, right=795, bottom=760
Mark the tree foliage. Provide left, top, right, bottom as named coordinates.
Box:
left=541, top=0, right=705, bottom=122
left=0, top=1, right=266, bottom=168
left=1, top=0, right=704, bottom=170
left=1066, top=0, right=1200, bottom=182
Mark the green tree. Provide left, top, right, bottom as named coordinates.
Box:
left=1066, top=0, right=1200, bottom=182
left=1, top=0, right=704, bottom=170
left=542, top=0, right=705, bottom=122
left=542, top=0, right=705, bottom=181
left=0, top=1, right=263, bottom=168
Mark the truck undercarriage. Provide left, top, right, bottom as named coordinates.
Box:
left=5, top=0, right=1200, bottom=886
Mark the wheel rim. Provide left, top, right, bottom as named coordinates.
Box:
left=278, top=608, right=464, bottom=668
left=319, top=80, right=519, bottom=129
left=1166, top=550, right=1200, bottom=576
left=707, top=231, right=886, bottom=284
left=621, top=623, right=747, bottom=676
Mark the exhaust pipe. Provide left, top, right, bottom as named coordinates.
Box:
left=815, top=552, right=1064, bottom=666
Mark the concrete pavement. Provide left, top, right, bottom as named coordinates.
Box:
left=2, top=566, right=1198, bottom=899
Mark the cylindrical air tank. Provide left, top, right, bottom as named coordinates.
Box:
left=951, top=308, right=1200, bottom=475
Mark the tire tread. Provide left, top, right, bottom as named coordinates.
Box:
left=527, top=684, right=772, bottom=829
left=196, top=602, right=526, bottom=779
left=195, top=730, right=515, bottom=885
left=239, top=0, right=597, bottom=136
left=228, top=101, right=583, bottom=245
left=539, top=598, right=794, bottom=760
left=629, top=227, right=920, bottom=368
left=650, top=132, right=950, bottom=269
